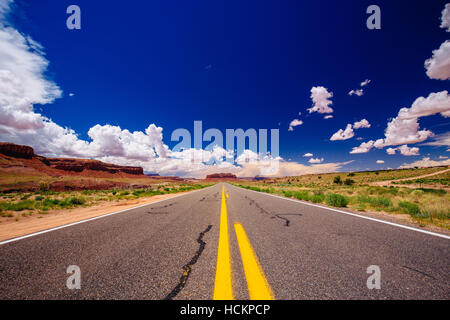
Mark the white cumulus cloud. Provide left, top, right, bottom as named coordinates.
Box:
left=353, top=119, right=371, bottom=129
left=330, top=124, right=354, bottom=141
left=348, top=89, right=364, bottom=97
left=307, top=86, right=334, bottom=114
left=397, top=145, right=420, bottom=156
left=350, top=140, right=375, bottom=154
left=386, top=148, right=397, bottom=155
left=381, top=91, right=450, bottom=147
left=425, top=40, right=450, bottom=81
left=330, top=119, right=370, bottom=141
left=440, top=3, right=450, bottom=32
left=352, top=91, right=450, bottom=154
left=308, top=157, right=324, bottom=164
left=424, top=4, right=450, bottom=80
left=348, top=79, right=371, bottom=96
left=288, top=119, right=303, bottom=131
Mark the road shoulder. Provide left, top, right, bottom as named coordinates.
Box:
left=0, top=192, right=190, bottom=242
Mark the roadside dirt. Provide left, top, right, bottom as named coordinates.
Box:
left=0, top=192, right=189, bottom=242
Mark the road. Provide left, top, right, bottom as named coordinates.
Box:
left=0, top=183, right=448, bottom=300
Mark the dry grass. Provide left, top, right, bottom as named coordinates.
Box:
left=267, top=166, right=447, bottom=186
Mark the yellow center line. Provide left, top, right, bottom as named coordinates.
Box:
left=213, top=185, right=234, bottom=300
left=234, top=223, right=274, bottom=300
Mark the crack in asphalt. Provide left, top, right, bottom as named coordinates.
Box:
left=199, top=192, right=219, bottom=202
left=163, top=225, right=213, bottom=300
left=273, top=214, right=303, bottom=227
left=150, top=202, right=176, bottom=210
left=245, top=196, right=302, bottom=227
left=402, top=265, right=437, bottom=280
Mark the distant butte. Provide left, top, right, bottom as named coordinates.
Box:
left=205, top=173, right=237, bottom=180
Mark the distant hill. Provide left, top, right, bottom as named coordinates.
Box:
left=205, top=173, right=237, bottom=180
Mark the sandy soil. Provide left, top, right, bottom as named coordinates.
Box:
left=0, top=192, right=189, bottom=242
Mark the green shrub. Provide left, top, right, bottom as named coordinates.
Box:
left=132, top=190, right=146, bottom=196
left=344, top=179, right=354, bottom=186
left=357, top=196, right=392, bottom=208
left=0, top=200, right=35, bottom=211
left=43, top=198, right=60, bottom=207
left=311, top=194, right=325, bottom=203
left=293, top=191, right=309, bottom=201
left=325, top=194, right=348, bottom=207
left=333, top=176, right=342, bottom=184
left=69, top=197, right=86, bottom=205
left=283, top=191, right=293, bottom=198
left=398, top=201, right=421, bottom=216
left=416, top=188, right=446, bottom=196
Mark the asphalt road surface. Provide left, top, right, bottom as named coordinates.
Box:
left=0, top=183, right=448, bottom=300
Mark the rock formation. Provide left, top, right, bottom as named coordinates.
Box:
left=0, top=142, right=143, bottom=175
left=205, top=173, right=237, bottom=179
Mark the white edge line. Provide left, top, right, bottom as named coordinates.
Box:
left=231, top=184, right=450, bottom=240
left=0, top=184, right=218, bottom=246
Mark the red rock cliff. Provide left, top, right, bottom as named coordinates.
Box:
left=0, top=142, right=35, bottom=159
left=206, top=173, right=237, bottom=179
left=0, top=142, right=144, bottom=175
left=45, top=158, right=143, bottom=175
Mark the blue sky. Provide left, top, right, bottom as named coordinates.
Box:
left=0, top=0, right=449, bottom=177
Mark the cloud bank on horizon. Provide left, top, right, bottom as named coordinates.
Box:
left=0, top=1, right=449, bottom=177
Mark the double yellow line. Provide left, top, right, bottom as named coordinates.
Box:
left=213, top=185, right=274, bottom=300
